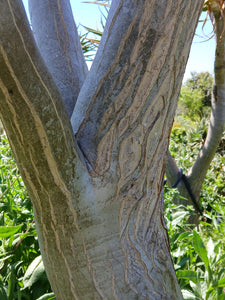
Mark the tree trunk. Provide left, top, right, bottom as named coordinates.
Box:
left=0, top=0, right=203, bottom=299
left=166, top=1, right=225, bottom=218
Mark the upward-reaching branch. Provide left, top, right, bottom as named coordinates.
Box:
left=166, top=2, right=225, bottom=209
left=0, top=2, right=95, bottom=297
left=188, top=2, right=225, bottom=196
left=0, top=0, right=83, bottom=219
left=29, top=0, right=88, bottom=117
left=72, top=0, right=204, bottom=173
left=0, top=0, right=79, bottom=173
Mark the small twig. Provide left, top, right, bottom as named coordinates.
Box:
left=0, top=174, right=21, bottom=200
left=82, top=1, right=110, bottom=7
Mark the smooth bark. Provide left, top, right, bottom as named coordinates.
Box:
left=29, top=0, right=88, bottom=117
left=0, top=0, right=203, bottom=299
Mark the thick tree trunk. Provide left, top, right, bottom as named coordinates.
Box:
left=166, top=1, right=225, bottom=217
left=0, top=0, right=203, bottom=299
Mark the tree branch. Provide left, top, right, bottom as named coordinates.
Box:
left=29, top=0, right=88, bottom=117
left=165, top=152, right=180, bottom=188
left=165, top=152, right=195, bottom=209
left=0, top=2, right=94, bottom=297
left=72, top=0, right=204, bottom=174
left=187, top=5, right=225, bottom=199
left=165, top=4, right=225, bottom=220
left=0, top=0, right=83, bottom=199
left=70, top=0, right=125, bottom=134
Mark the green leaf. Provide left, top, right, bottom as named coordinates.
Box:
left=206, top=238, right=215, bottom=260
left=81, top=25, right=103, bottom=37
left=217, top=277, right=225, bottom=287
left=0, top=286, right=8, bottom=300
left=0, top=225, right=22, bottom=238
left=36, top=292, right=55, bottom=300
left=176, top=270, right=197, bottom=283
left=176, top=231, right=192, bottom=241
left=8, top=265, right=17, bottom=300
left=182, top=289, right=200, bottom=299
left=0, top=254, right=13, bottom=262
left=190, top=281, right=202, bottom=298
left=22, top=256, right=45, bottom=289
left=171, top=210, right=189, bottom=226
left=193, top=230, right=210, bottom=272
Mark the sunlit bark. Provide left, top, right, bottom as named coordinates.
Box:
left=0, top=0, right=203, bottom=299
left=29, top=0, right=88, bottom=117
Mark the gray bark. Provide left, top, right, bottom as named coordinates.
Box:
left=0, top=0, right=203, bottom=299
left=29, top=0, right=88, bottom=117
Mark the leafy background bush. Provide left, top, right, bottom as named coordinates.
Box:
left=0, top=133, right=54, bottom=300
left=164, top=152, right=225, bottom=299
left=164, top=72, right=225, bottom=299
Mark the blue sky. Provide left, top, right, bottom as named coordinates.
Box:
left=70, top=2, right=216, bottom=81
left=23, top=1, right=215, bottom=81
left=184, top=12, right=215, bottom=81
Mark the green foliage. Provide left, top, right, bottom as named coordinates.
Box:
left=164, top=187, right=225, bottom=299
left=177, top=72, right=213, bottom=121
left=165, top=80, right=225, bottom=299
left=186, top=72, right=213, bottom=106
left=169, top=120, right=209, bottom=172
left=0, top=132, right=54, bottom=300
left=78, top=1, right=110, bottom=61
left=80, top=25, right=102, bottom=61
left=179, top=86, right=206, bottom=120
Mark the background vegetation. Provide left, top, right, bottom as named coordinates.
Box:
left=0, top=133, right=54, bottom=300
left=165, top=72, right=225, bottom=299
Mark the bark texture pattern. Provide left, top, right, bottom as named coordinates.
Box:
left=0, top=0, right=204, bottom=299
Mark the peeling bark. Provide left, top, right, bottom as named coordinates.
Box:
left=0, top=0, right=204, bottom=299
